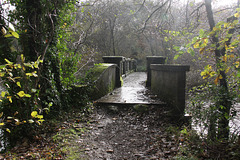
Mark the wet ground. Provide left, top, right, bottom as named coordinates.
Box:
left=96, top=72, right=164, bottom=105
left=75, top=106, right=180, bottom=160
left=69, top=72, right=180, bottom=159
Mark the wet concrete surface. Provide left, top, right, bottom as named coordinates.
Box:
left=96, top=72, right=164, bottom=105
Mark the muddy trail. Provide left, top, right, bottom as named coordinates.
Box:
left=62, top=105, right=183, bottom=160
left=58, top=72, right=184, bottom=159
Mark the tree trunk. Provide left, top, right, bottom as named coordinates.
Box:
left=204, top=0, right=231, bottom=140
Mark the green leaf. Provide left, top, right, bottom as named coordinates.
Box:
left=174, top=54, right=180, bottom=60
left=237, top=72, right=240, bottom=78
left=25, top=94, right=31, bottom=97
left=173, top=46, right=180, bottom=51
left=0, top=65, right=5, bottom=69
left=81, top=7, right=84, bottom=13
left=199, top=29, right=205, bottom=37
left=10, top=31, right=19, bottom=38
left=48, top=102, right=53, bottom=107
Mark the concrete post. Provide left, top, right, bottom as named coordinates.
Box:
left=102, top=56, right=123, bottom=87
left=150, top=64, right=190, bottom=117
left=146, top=56, right=166, bottom=87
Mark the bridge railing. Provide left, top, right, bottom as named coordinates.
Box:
left=147, top=56, right=190, bottom=118
left=102, top=56, right=137, bottom=87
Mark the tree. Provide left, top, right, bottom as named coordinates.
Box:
left=0, top=0, right=77, bottom=146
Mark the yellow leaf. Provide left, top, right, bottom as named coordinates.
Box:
left=203, top=38, right=208, bottom=44
left=235, top=61, right=240, bottom=68
left=21, top=54, right=24, bottom=62
left=0, top=72, right=5, bottom=77
left=15, top=121, right=21, bottom=125
left=0, top=112, right=3, bottom=118
left=0, top=99, right=2, bottom=102
left=234, top=12, right=240, bottom=18
left=37, top=115, right=43, bottom=119
left=6, top=128, right=11, bottom=133
left=222, top=55, right=227, bottom=62
left=193, top=43, right=200, bottom=48
left=4, top=34, right=12, bottom=38
left=0, top=123, right=4, bottom=126
left=17, top=91, right=25, bottom=97
left=26, top=73, right=33, bottom=76
left=224, top=23, right=228, bottom=28
left=10, top=31, right=19, bottom=38
left=31, top=111, right=38, bottom=118
left=199, top=47, right=205, bottom=54
left=17, top=82, right=21, bottom=88
left=5, top=59, right=13, bottom=65
left=214, top=76, right=219, bottom=85
left=7, top=96, right=12, bottom=103
left=34, top=63, right=38, bottom=68
left=1, top=91, right=6, bottom=98
left=225, top=67, right=230, bottom=73
left=38, top=119, right=45, bottom=122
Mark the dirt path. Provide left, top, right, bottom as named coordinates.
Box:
left=59, top=72, right=182, bottom=159
left=72, top=105, right=180, bottom=160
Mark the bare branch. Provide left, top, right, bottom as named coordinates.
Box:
left=139, top=0, right=171, bottom=33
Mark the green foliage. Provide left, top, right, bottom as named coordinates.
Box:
left=173, top=7, right=240, bottom=141
left=0, top=55, right=46, bottom=146
left=0, top=0, right=92, bottom=148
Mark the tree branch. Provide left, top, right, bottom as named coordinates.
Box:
left=139, top=0, right=171, bottom=33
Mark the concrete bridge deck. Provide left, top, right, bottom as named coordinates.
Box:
left=96, top=72, right=165, bottom=105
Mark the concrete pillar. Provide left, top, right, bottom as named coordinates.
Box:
left=150, top=64, right=190, bottom=117
left=102, top=56, right=123, bottom=87
left=146, top=56, right=166, bottom=87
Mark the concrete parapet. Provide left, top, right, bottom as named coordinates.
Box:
left=150, top=64, right=190, bottom=117
left=102, top=56, right=136, bottom=87
left=146, top=56, right=166, bottom=87
left=102, top=56, right=123, bottom=87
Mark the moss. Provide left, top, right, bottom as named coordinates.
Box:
left=120, top=76, right=123, bottom=87
left=87, top=63, right=113, bottom=81
left=133, top=104, right=149, bottom=113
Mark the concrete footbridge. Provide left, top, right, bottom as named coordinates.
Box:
left=93, top=56, right=190, bottom=118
